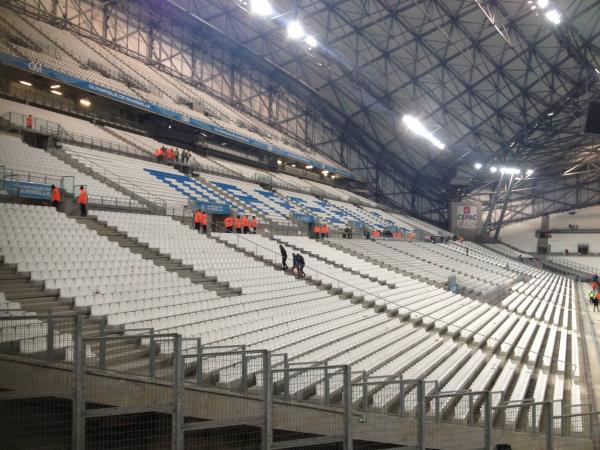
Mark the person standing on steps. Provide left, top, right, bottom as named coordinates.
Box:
left=235, top=215, right=242, bottom=234
left=280, top=245, right=288, bottom=271
left=201, top=210, right=208, bottom=235
left=242, top=215, right=250, bottom=234
left=594, top=291, right=600, bottom=312
left=193, top=209, right=202, bottom=232
left=251, top=216, right=257, bottom=234
left=26, top=114, right=33, bottom=130
left=224, top=215, right=234, bottom=233
left=50, top=184, right=61, bottom=210
left=77, top=186, right=88, bottom=217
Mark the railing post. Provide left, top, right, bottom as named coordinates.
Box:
left=434, top=381, right=440, bottom=422
left=362, top=370, right=368, bottom=412
left=149, top=329, right=156, bottom=379
left=417, top=379, right=425, bottom=450
left=484, top=391, right=492, bottom=450
left=99, top=317, right=106, bottom=370
left=546, top=401, right=554, bottom=450
left=343, top=365, right=353, bottom=450
left=262, top=350, right=273, bottom=450
left=172, top=334, right=184, bottom=450
left=72, top=315, right=85, bottom=450
left=532, top=402, right=537, bottom=433
left=323, top=361, right=330, bottom=406
left=46, top=310, right=54, bottom=361
left=241, top=345, right=248, bottom=394
left=283, top=353, right=290, bottom=401
left=469, top=390, right=475, bottom=425
left=399, top=375, right=405, bottom=416
left=195, top=337, right=202, bottom=386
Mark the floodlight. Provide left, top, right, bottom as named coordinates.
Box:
left=402, top=115, right=446, bottom=149
left=500, top=167, right=521, bottom=175
left=490, top=166, right=498, bottom=173
left=19, top=80, right=32, bottom=86
left=250, top=0, right=273, bottom=16
left=50, top=90, right=62, bottom=96
left=474, top=162, right=482, bottom=170
left=537, top=0, right=549, bottom=8
left=277, top=159, right=282, bottom=165
left=526, top=169, right=534, bottom=176
left=305, top=165, right=313, bottom=169
left=305, top=35, right=318, bottom=48
left=322, top=170, right=329, bottom=175
left=79, top=99, right=91, bottom=107
left=287, top=21, right=304, bottom=40
left=545, top=9, right=561, bottom=24
left=291, top=164, right=296, bottom=167
left=50, top=84, right=61, bottom=89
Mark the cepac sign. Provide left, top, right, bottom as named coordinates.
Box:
left=457, top=205, right=478, bottom=229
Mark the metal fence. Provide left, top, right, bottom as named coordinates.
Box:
left=1, top=313, right=599, bottom=450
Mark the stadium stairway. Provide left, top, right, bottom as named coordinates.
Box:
left=102, top=126, right=149, bottom=154
left=75, top=215, right=242, bottom=297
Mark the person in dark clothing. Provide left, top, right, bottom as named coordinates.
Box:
left=296, top=254, right=305, bottom=278
left=280, top=245, right=288, bottom=271
left=594, top=293, right=599, bottom=312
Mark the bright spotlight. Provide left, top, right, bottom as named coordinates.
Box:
left=79, top=99, right=91, bottom=107
left=50, top=90, right=62, bottom=96
left=402, top=115, right=445, bottom=149
left=474, top=163, right=482, bottom=170
left=277, top=159, right=282, bottom=165
left=526, top=169, right=534, bottom=176
left=287, top=21, right=304, bottom=40
left=19, top=80, right=32, bottom=87
left=490, top=166, right=498, bottom=174
left=500, top=167, right=521, bottom=175
left=304, top=35, right=318, bottom=48
left=250, top=0, right=273, bottom=16
left=322, top=170, right=329, bottom=175
left=50, top=84, right=61, bottom=89
left=305, top=165, right=313, bottom=169
left=537, top=0, right=549, bottom=8
left=545, top=9, right=561, bottom=24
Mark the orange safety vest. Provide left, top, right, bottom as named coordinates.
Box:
left=51, top=187, right=61, bottom=202
left=235, top=218, right=242, bottom=229
left=201, top=213, right=208, bottom=226
left=242, top=216, right=249, bottom=227
left=26, top=116, right=33, bottom=127
left=78, top=189, right=88, bottom=205
left=224, top=217, right=234, bottom=228
left=154, top=148, right=161, bottom=157
left=322, top=224, right=329, bottom=234
left=194, top=211, right=202, bottom=224
left=314, top=225, right=321, bottom=234
left=251, top=217, right=257, bottom=227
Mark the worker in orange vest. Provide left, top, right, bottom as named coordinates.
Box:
left=193, top=209, right=202, bottom=232
left=322, top=223, right=329, bottom=238
left=224, top=215, right=234, bottom=233
left=201, top=211, right=208, bottom=234
left=77, top=185, right=88, bottom=217
left=314, top=224, right=321, bottom=239
left=242, top=215, right=250, bottom=234
left=235, top=215, right=242, bottom=234
left=251, top=216, right=257, bottom=234
left=26, top=114, right=33, bottom=129
left=50, top=184, right=61, bottom=210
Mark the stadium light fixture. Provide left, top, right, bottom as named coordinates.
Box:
left=50, top=84, right=61, bottom=89
left=545, top=9, right=561, bottom=24
left=50, top=90, right=62, bottom=96
left=304, top=35, right=318, bottom=48
left=500, top=167, right=521, bottom=175
left=538, top=0, right=549, bottom=8
left=474, top=162, right=482, bottom=170
left=287, top=21, right=304, bottom=40
left=19, top=80, right=32, bottom=86
left=526, top=169, right=534, bottom=176
left=322, top=170, right=329, bottom=175
left=401, top=115, right=446, bottom=150
left=250, top=0, right=273, bottom=16
left=291, top=164, right=296, bottom=167
left=79, top=99, right=91, bottom=107
left=490, top=166, right=498, bottom=174
left=305, top=165, right=313, bottom=169
left=277, top=159, right=282, bottom=165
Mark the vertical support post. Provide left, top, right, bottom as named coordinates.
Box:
left=434, top=381, right=440, bottom=423
left=241, top=345, right=248, bottom=394
left=399, top=376, right=405, bottom=417
left=532, top=403, right=537, bottom=433
left=262, top=351, right=273, bottom=450
left=362, top=370, right=368, bottom=412
left=172, top=334, right=184, bottom=450
left=72, top=315, right=85, bottom=450
left=469, top=391, right=475, bottom=425
left=99, top=316, right=106, bottom=370
left=484, top=391, right=492, bottom=450
left=149, top=329, right=156, bottom=379
left=546, top=401, right=554, bottom=450
left=46, top=310, right=54, bottom=361
left=283, top=353, right=289, bottom=401
left=343, top=365, right=353, bottom=450
left=323, top=361, right=330, bottom=406
left=417, top=379, right=425, bottom=450
left=195, top=337, right=202, bottom=386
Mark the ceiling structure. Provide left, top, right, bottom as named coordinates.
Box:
left=168, top=0, right=600, bottom=220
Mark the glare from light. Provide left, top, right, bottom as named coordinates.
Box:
left=19, top=80, right=32, bottom=86
left=545, top=9, right=561, bottom=24
left=490, top=166, right=498, bottom=174
left=250, top=0, right=273, bottom=16
left=402, top=115, right=446, bottom=150
left=331, top=175, right=336, bottom=179
left=322, top=170, right=329, bottom=175
left=50, top=84, right=61, bottom=89
left=79, top=99, right=91, bottom=107
left=547, top=112, right=554, bottom=116
left=537, top=0, right=549, bottom=8
left=500, top=167, right=521, bottom=175
left=287, top=21, right=304, bottom=40
left=50, top=90, right=62, bottom=96
left=595, top=68, right=600, bottom=75
left=526, top=169, right=534, bottom=176
left=474, top=162, right=482, bottom=170
left=305, top=165, right=313, bottom=169
left=291, top=164, right=296, bottom=167
left=277, top=159, right=282, bottom=165
left=304, top=35, right=318, bottom=48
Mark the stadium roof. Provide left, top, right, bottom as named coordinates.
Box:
left=172, top=0, right=600, bottom=189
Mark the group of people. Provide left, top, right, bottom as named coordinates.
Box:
left=589, top=274, right=600, bottom=311
left=224, top=215, right=258, bottom=234
left=48, top=185, right=88, bottom=216
left=193, top=210, right=209, bottom=234
left=154, top=146, right=192, bottom=164
left=312, top=223, right=330, bottom=238
left=279, top=245, right=305, bottom=278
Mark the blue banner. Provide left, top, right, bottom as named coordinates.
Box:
left=4, top=180, right=52, bottom=200
left=0, top=52, right=354, bottom=179
left=196, top=202, right=231, bottom=215
left=293, top=213, right=315, bottom=224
